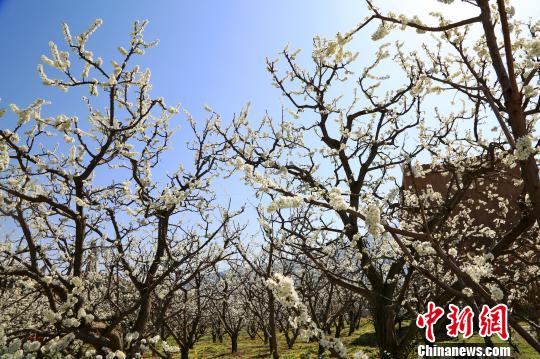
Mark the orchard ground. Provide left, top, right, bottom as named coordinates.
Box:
left=153, top=319, right=540, bottom=358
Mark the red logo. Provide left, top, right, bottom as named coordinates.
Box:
left=446, top=304, right=474, bottom=339
left=417, top=302, right=508, bottom=342
left=416, top=302, right=445, bottom=342
left=479, top=304, right=509, bottom=340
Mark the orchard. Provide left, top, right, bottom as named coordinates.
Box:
left=0, top=1, right=538, bottom=358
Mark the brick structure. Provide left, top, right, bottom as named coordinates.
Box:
left=401, top=156, right=539, bottom=336
left=401, top=159, right=524, bottom=242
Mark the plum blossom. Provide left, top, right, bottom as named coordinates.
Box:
left=365, top=204, right=383, bottom=237
left=514, top=135, right=536, bottom=160
left=267, top=195, right=303, bottom=212
left=266, top=274, right=348, bottom=358
left=328, top=187, right=349, bottom=211
left=353, top=350, right=370, bottom=359
left=0, top=142, right=9, bottom=171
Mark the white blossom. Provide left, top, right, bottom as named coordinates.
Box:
left=328, top=187, right=349, bottom=211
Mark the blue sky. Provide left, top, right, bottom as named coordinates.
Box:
left=0, top=0, right=365, bottom=122
left=0, top=0, right=367, bottom=200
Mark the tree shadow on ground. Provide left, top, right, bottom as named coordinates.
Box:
left=350, top=331, right=378, bottom=347
left=350, top=325, right=414, bottom=348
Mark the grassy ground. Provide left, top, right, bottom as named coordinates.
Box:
left=163, top=320, right=539, bottom=358
left=184, top=320, right=378, bottom=359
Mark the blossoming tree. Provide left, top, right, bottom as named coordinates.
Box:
left=0, top=20, right=241, bottom=358
left=217, top=0, right=540, bottom=357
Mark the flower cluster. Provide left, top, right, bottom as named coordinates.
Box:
left=265, top=274, right=348, bottom=358
left=371, top=22, right=393, bottom=41
left=312, top=30, right=357, bottom=64
left=463, top=254, right=494, bottom=282
left=0, top=328, right=41, bottom=358
left=353, top=350, right=370, bottom=359
left=0, top=141, right=8, bottom=171
left=161, top=341, right=180, bottom=354
left=328, top=187, right=349, bottom=211
left=267, top=195, right=303, bottom=212
left=514, top=135, right=536, bottom=161
left=365, top=204, right=383, bottom=237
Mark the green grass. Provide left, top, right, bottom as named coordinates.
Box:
left=186, top=320, right=377, bottom=359
left=155, top=320, right=539, bottom=358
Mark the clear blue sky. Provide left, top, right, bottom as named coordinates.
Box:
left=0, top=0, right=366, bottom=124
left=0, top=0, right=367, bottom=198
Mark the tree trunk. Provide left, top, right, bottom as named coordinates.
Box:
left=335, top=315, right=344, bottom=338
left=247, top=325, right=257, bottom=340
left=128, top=215, right=169, bottom=357
left=349, top=307, right=362, bottom=336
left=372, top=300, right=412, bottom=359
left=348, top=320, right=356, bottom=336
left=317, top=342, right=324, bottom=357
left=284, top=333, right=293, bottom=349
left=268, top=290, right=279, bottom=359
left=284, top=328, right=298, bottom=349
left=231, top=333, right=238, bottom=353
left=181, top=346, right=189, bottom=359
